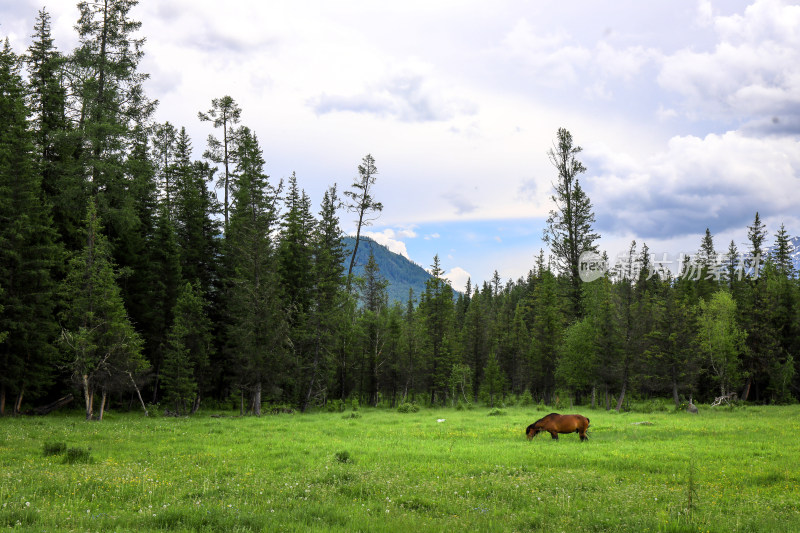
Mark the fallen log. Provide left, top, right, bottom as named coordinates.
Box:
left=31, top=394, right=73, bottom=416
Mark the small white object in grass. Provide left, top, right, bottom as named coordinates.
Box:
left=437, top=419, right=446, bottom=423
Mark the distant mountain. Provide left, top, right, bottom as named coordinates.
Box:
left=342, top=236, right=435, bottom=305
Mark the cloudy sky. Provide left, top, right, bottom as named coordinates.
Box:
left=3, top=0, right=799, bottom=289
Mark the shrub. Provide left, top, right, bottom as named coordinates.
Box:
left=42, top=441, right=67, bottom=457
left=397, top=403, right=420, bottom=413
left=518, top=389, right=534, bottom=406
left=63, top=447, right=92, bottom=464
left=327, top=399, right=345, bottom=413
left=487, top=408, right=506, bottom=416
left=342, top=412, right=361, bottom=419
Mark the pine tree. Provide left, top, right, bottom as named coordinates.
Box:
left=543, top=127, right=599, bottom=319
left=151, top=121, right=178, bottom=217
left=772, top=224, right=794, bottom=277
left=300, top=185, right=346, bottom=411
left=357, top=250, right=389, bottom=406
left=71, top=0, right=156, bottom=197
left=172, top=127, right=221, bottom=296
left=198, top=96, right=241, bottom=232
left=528, top=268, right=565, bottom=403
left=161, top=282, right=213, bottom=414
left=747, top=212, right=768, bottom=276
left=60, top=199, right=146, bottom=420
left=481, top=352, right=506, bottom=407
left=418, top=255, right=455, bottom=404
left=225, top=128, right=284, bottom=415
left=26, top=8, right=85, bottom=251
left=344, top=154, right=382, bottom=292
left=0, top=40, right=63, bottom=415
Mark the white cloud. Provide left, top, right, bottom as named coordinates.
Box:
left=586, top=130, right=800, bottom=238
left=658, top=0, right=800, bottom=131
left=361, top=229, right=415, bottom=259
left=444, top=267, right=472, bottom=291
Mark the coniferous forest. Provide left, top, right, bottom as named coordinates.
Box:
left=2, top=2, right=799, bottom=420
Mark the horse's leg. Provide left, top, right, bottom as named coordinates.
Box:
left=550, top=430, right=558, bottom=440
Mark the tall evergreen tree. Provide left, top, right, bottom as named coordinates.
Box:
left=419, top=255, right=455, bottom=404
left=543, top=127, right=599, bottom=318
left=357, top=251, right=389, bottom=406
left=344, top=154, right=382, bottom=292
left=225, top=128, right=284, bottom=415
left=172, top=127, right=221, bottom=296
left=161, top=282, right=213, bottom=414
left=0, top=40, right=62, bottom=415
left=26, top=8, right=85, bottom=251
left=60, top=199, right=146, bottom=420
left=198, top=96, right=241, bottom=232
left=300, top=185, right=346, bottom=411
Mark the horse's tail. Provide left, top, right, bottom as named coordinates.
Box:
left=586, top=417, right=590, bottom=427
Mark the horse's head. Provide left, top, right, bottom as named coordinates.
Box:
left=525, top=423, right=540, bottom=440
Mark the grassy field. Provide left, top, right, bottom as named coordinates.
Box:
left=1, top=403, right=799, bottom=532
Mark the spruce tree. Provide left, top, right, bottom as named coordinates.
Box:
left=225, top=128, right=284, bottom=415
left=161, top=282, right=213, bottom=414
left=60, top=199, right=146, bottom=420
left=300, top=185, right=346, bottom=411
left=0, top=40, right=62, bottom=415
left=419, top=255, right=455, bottom=404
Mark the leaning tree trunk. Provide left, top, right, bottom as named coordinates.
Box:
left=741, top=375, right=752, bottom=402
left=14, top=386, right=25, bottom=416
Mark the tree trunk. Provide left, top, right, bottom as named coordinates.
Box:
left=252, top=381, right=262, bottom=416
left=14, top=386, right=25, bottom=415
left=83, top=374, right=94, bottom=421
left=98, top=389, right=107, bottom=421
left=127, top=371, right=149, bottom=416
left=742, top=375, right=752, bottom=402
left=672, top=376, right=680, bottom=408
left=591, top=384, right=596, bottom=409
left=191, top=394, right=201, bottom=415
left=0, top=384, right=5, bottom=415
left=33, top=395, right=74, bottom=416
left=604, top=385, right=610, bottom=411
left=616, top=380, right=627, bottom=412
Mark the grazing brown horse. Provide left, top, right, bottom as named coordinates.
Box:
left=526, top=413, right=590, bottom=441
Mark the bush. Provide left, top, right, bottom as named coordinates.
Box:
left=63, top=447, right=92, bottom=464
left=487, top=408, right=506, bottom=416
left=342, top=412, right=361, bottom=419
left=397, top=403, right=420, bottom=413
left=518, top=390, right=534, bottom=406
left=349, top=398, right=360, bottom=411
left=43, top=441, right=67, bottom=457
left=327, top=399, right=346, bottom=413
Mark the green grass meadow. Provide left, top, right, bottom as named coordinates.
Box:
left=1, top=404, right=799, bottom=532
